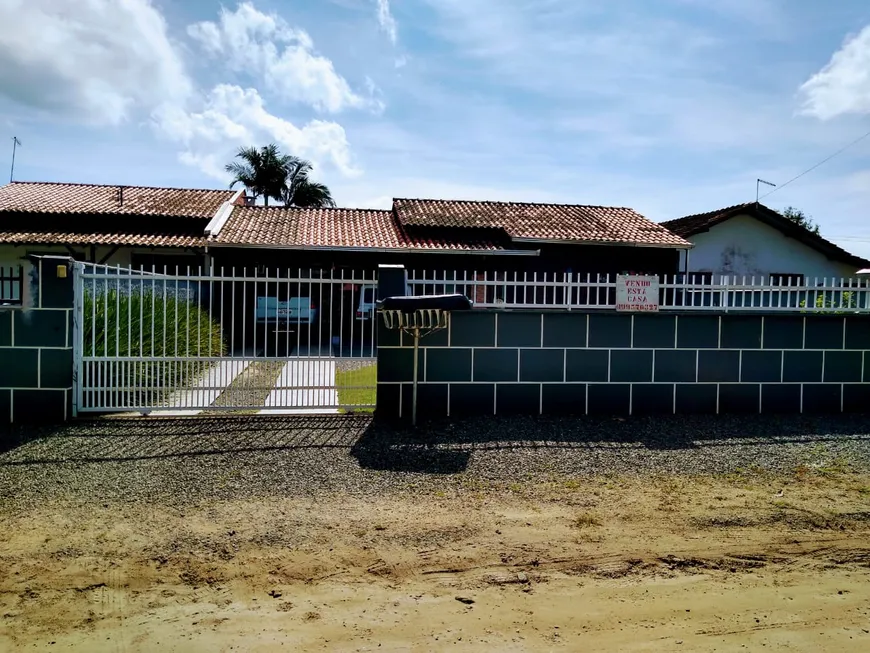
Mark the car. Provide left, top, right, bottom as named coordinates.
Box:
left=356, top=283, right=412, bottom=320
left=255, top=296, right=317, bottom=325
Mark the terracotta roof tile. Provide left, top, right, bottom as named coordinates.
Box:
left=213, top=206, right=508, bottom=251
left=393, top=198, right=691, bottom=248
left=0, top=230, right=206, bottom=248
left=662, top=203, right=870, bottom=268
left=0, top=181, right=236, bottom=219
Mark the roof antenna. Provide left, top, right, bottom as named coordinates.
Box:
left=9, top=136, right=21, bottom=183
left=117, top=185, right=124, bottom=207
left=756, top=178, right=776, bottom=205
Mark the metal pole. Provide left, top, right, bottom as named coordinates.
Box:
left=10, top=137, right=20, bottom=183
left=412, top=326, right=420, bottom=427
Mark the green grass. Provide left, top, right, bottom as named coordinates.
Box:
left=336, top=364, right=377, bottom=412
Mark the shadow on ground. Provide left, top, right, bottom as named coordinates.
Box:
left=2, top=413, right=869, bottom=475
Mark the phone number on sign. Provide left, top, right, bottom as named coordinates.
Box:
left=616, top=303, right=659, bottom=312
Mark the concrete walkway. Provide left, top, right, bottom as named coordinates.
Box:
left=259, top=359, right=339, bottom=415
left=152, top=360, right=252, bottom=416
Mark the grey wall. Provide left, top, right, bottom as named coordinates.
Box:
left=377, top=311, right=870, bottom=421
left=0, top=257, right=74, bottom=424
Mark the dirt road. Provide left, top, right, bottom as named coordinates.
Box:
left=1, top=469, right=869, bottom=651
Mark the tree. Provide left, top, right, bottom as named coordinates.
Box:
left=225, top=144, right=295, bottom=207
left=282, top=160, right=336, bottom=208
left=779, top=206, right=820, bottom=235
left=225, top=144, right=335, bottom=208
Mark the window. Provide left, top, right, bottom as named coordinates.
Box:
left=769, top=273, right=804, bottom=286
left=684, top=271, right=713, bottom=284
left=0, top=265, right=23, bottom=305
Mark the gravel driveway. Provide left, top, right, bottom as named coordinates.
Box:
left=1, top=413, right=869, bottom=512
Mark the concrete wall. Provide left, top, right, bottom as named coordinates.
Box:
left=0, top=257, right=74, bottom=424
left=677, top=214, right=858, bottom=279
left=377, top=310, right=870, bottom=421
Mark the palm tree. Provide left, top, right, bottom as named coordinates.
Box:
left=282, top=160, right=336, bottom=208
left=225, top=144, right=336, bottom=208
left=225, top=144, right=294, bottom=207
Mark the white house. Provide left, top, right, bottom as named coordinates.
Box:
left=661, top=202, right=869, bottom=283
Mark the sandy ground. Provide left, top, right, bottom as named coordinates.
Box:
left=1, top=468, right=869, bottom=652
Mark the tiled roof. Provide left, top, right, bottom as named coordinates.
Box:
left=0, top=181, right=236, bottom=219
left=662, top=203, right=870, bottom=268
left=213, top=206, right=509, bottom=251
left=393, top=198, right=691, bottom=248
left=0, top=229, right=206, bottom=248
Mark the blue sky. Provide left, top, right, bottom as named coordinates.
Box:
left=1, top=1, right=870, bottom=255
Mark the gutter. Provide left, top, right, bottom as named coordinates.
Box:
left=204, top=189, right=244, bottom=237
left=206, top=241, right=541, bottom=256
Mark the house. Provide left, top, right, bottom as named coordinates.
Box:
left=208, top=198, right=691, bottom=277
left=0, top=181, right=242, bottom=271
left=661, top=202, right=870, bottom=283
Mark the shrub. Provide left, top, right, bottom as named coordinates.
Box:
left=800, top=291, right=859, bottom=314
left=83, top=289, right=226, bottom=407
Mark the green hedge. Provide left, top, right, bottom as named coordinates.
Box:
left=83, top=290, right=226, bottom=407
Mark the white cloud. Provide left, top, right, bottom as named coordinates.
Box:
left=153, top=84, right=359, bottom=179
left=376, top=0, right=398, bottom=44
left=800, top=25, right=870, bottom=119
left=0, top=0, right=190, bottom=125
left=187, top=2, right=378, bottom=113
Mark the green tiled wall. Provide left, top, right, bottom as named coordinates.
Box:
left=377, top=311, right=870, bottom=420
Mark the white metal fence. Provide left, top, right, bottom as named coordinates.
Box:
left=73, top=263, right=378, bottom=414
left=408, top=271, right=870, bottom=312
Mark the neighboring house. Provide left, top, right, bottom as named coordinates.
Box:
left=662, top=202, right=870, bottom=282
left=0, top=181, right=242, bottom=271
left=208, top=198, right=691, bottom=276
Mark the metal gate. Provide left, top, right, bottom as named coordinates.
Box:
left=72, top=263, right=377, bottom=414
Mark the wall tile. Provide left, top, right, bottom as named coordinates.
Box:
left=377, top=323, right=401, bottom=347
left=762, top=316, right=804, bottom=349
left=823, top=351, right=862, bottom=382
left=845, top=316, right=870, bottom=350
left=38, top=264, right=73, bottom=309
left=0, top=311, right=11, bottom=347
left=783, top=351, right=823, bottom=383
left=496, top=384, right=541, bottom=415
left=0, top=348, right=38, bottom=388
left=376, top=383, right=400, bottom=419
left=426, top=348, right=472, bottom=382
left=740, top=350, right=783, bottom=383
left=450, top=383, right=495, bottom=417
left=542, top=384, right=586, bottom=415
left=0, top=388, right=9, bottom=425
left=40, top=349, right=73, bottom=388
left=762, top=384, right=801, bottom=413
left=498, top=313, right=542, bottom=347
left=566, top=349, right=609, bottom=382
left=721, top=316, right=762, bottom=349
left=654, top=350, right=696, bottom=383
left=12, top=389, right=66, bottom=423
left=543, top=313, right=587, bottom=348
left=633, top=314, right=676, bottom=349
left=805, top=317, right=844, bottom=350
left=14, top=310, right=67, bottom=347
left=698, top=350, right=740, bottom=382
left=588, top=384, right=630, bottom=415
left=588, top=314, right=632, bottom=348
left=520, top=349, right=564, bottom=382
left=719, top=384, right=760, bottom=414
left=610, top=350, right=653, bottom=383
left=377, top=348, right=415, bottom=383
left=677, top=315, right=719, bottom=349
left=843, top=384, right=870, bottom=413
left=632, top=384, right=674, bottom=415
left=415, top=324, right=449, bottom=347
left=802, top=384, right=842, bottom=414
left=473, top=349, right=518, bottom=382
left=675, top=384, right=717, bottom=414
left=451, top=312, right=495, bottom=347
left=410, top=383, right=449, bottom=420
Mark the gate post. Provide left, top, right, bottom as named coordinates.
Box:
left=1, top=256, right=75, bottom=424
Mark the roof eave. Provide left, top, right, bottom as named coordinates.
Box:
left=510, top=237, right=693, bottom=249
left=208, top=242, right=540, bottom=256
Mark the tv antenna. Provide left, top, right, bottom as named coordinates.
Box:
left=756, top=178, right=775, bottom=204
left=10, top=136, right=21, bottom=183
